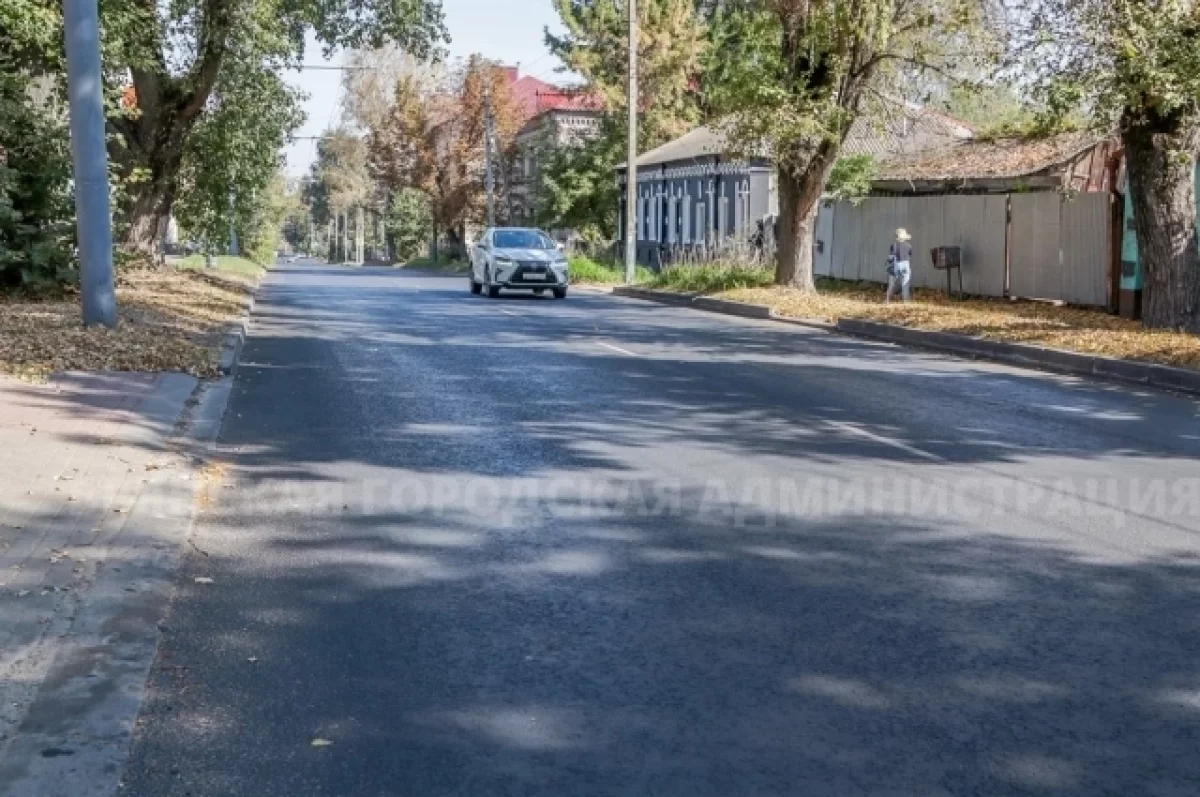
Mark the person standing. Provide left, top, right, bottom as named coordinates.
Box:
left=886, top=228, right=913, bottom=303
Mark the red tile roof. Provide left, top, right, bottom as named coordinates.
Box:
left=508, top=72, right=603, bottom=122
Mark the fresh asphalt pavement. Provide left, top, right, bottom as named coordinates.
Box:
left=121, top=261, right=1200, bottom=796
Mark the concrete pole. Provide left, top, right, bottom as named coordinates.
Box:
left=228, top=191, right=239, bottom=256
left=356, top=206, right=365, bottom=264
left=341, top=212, right=349, bottom=263
left=624, top=0, right=639, bottom=284
left=63, top=0, right=116, bottom=327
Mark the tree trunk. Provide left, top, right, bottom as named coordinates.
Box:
left=122, top=171, right=177, bottom=257
left=775, top=149, right=837, bottom=290
left=1123, top=114, right=1200, bottom=331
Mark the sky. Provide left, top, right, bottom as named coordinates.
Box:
left=282, top=0, right=571, bottom=177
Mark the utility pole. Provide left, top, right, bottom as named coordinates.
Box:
left=624, top=0, right=639, bottom=284
left=484, top=79, right=496, bottom=229
left=356, top=206, right=365, bottom=264
left=342, top=211, right=349, bottom=263
left=228, top=191, right=239, bottom=256
left=63, top=0, right=116, bottom=327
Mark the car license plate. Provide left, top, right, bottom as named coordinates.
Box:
left=524, top=272, right=547, bottom=280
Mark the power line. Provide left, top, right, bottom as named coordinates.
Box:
left=292, top=64, right=380, bottom=71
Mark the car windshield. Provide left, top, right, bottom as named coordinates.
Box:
left=493, top=230, right=554, bottom=250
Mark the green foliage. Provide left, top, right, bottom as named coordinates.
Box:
left=0, top=67, right=76, bottom=290
left=707, top=1, right=993, bottom=175
left=649, top=262, right=774, bottom=293
left=826, top=155, right=877, bottom=204
left=1013, top=0, right=1200, bottom=330
left=174, top=59, right=304, bottom=256
left=536, top=121, right=624, bottom=242
left=0, top=0, right=62, bottom=71
left=387, top=188, right=433, bottom=262
left=937, top=82, right=1039, bottom=133
left=547, top=0, right=708, bottom=146
left=242, top=172, right=294, bottom=265
left=306, top=130, right=371, bottom=225
left=1016, top=0, right=1200, bottom=132
left=568, top=254, right=653, bottom=284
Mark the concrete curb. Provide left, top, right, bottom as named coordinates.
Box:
left=218, top=295, right=256, bottom=376
left=610, top=286, right=1200, bottom=397
left=836, top=318, right=1200, bottom=395
left=611, top=286, right=835, bottom=330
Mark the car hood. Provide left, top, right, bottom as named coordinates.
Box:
left=496, top=248, right=565, bottom=264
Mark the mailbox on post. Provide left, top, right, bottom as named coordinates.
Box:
left=931, top=246, right=963, bottom=299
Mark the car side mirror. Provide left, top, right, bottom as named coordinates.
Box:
left=555, top=242, right=565, bottom=251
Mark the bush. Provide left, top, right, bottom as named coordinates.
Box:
left=388, top=188, right=433, bottom=262
left=0, top=71, right=77, bottom=291
left=649, top=262, right=775, bottom=293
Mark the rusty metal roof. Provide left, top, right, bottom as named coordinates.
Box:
left=621, top=106, right=975, bottom=169
left=875, top=131, right=1107, bottom=182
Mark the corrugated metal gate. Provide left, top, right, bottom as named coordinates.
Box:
left=816, top=192, right=1112, bottom=306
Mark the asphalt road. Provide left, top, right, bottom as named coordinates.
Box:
left=122, top=262, right=1200, bottom=796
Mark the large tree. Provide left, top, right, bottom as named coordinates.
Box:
left=707, top=0, right=995, bottom=289
left=535, top=118, right=624, bottom=242
left=1013, top=0, right=1200, bottom=331
left=368, top=69, right=465, bottom=258
left=173, top=56, right=303, bottom=257
left=367, top=57, right=524, bottom=255
left=306, top=129, right=371, bottom=260
left=547, top=0, right=709, bottom=147
left=86, top=0, right=444, bottom=253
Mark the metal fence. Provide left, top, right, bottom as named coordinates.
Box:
left=816, top=192, right=1114, bottom=306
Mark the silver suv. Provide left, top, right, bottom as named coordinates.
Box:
left=469, top=228, right=569, bottom=299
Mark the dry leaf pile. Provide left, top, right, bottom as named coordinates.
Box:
left=724, top=283, right=1200, bottom=369
left=0, top=268, right=257, bottom=381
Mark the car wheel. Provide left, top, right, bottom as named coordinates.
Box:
left=485, top=269, right=502, bottom=298
left=469, top=275, right=481, bottom=294
left=552, top=287, right=568, bottom=299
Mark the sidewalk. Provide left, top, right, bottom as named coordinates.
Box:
left=0, top=372, right=204, bottom=795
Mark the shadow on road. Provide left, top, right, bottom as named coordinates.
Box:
left=23, top=263, right=1198, bottom=796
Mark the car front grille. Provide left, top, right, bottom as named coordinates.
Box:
left=510, top=263, right=558, bottom=284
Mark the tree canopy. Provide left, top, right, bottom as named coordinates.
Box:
left=55, top=0, right=445, bottom=253
left=548, top=0, right=709, bottom=147
left=1011, top=0, right=1200, bottom=330
left=705, top=0, right=998, bottom=287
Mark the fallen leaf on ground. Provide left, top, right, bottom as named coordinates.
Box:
left=0, top=267, right=259, bottom=381
left=722, top=283, right=1200, bottom=369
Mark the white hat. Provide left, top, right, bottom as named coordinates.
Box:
left=895, top=228, right=911, bottom=241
